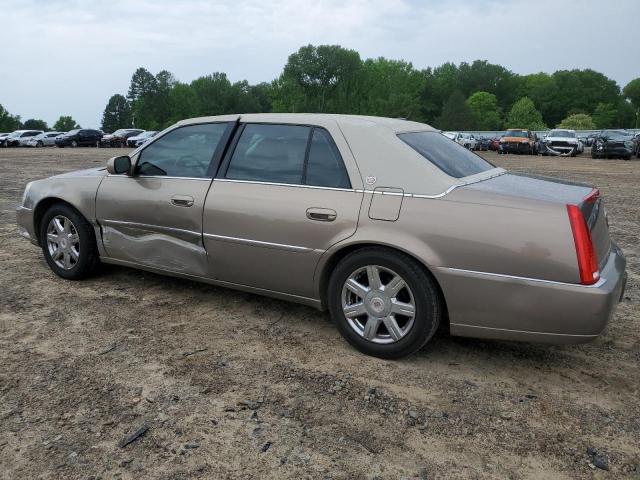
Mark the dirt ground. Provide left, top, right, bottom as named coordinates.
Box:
left=1, top=146, right=638, bottom=480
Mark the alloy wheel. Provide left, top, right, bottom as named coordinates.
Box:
left=341, top=265, right=416, bottom=344
left=46, top=215, right=80, bottom=270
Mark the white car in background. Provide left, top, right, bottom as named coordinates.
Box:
left=126, top=130, right=158, bottom=148
left=442, top=131, right=477, bottom=150
left=543, top=129, right=582, bottom=157
left=24, top=132, right=65, bottom=147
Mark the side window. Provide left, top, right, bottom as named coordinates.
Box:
left=226, top=124, right=309, bottom=184
left=137, top=123, right=228, bottom=178
left=305, top=128, right=351, bottom=188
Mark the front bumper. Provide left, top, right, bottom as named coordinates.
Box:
left=16, top=205, right=38, bottom=246
left=594, top=146, right=633, bottom=157
left=500, top=142, right=530, bottom=153
left=434, top=242, right=627, bottom=344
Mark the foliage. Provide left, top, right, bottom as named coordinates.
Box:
left=435, top=91, right=476, bottom=131
left=592, top=103, right=617, bottom=129
left=466, top=91, right=501, bottom=130
left=23, top=119, right=48, bottom=131
left=505, top=97, right=546, bottom=130
left=622, top=78, right=640, bottom=109
left=557, top=113, right=596, bottom=130
left=53, top=116, right=80, bottom=131
left=101, top=95, right=132, bottom=132
left=0, top=104, right=22, bottom=131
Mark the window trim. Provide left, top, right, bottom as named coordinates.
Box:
left=218, top=122, right=352, bottom=189
left=132, top=121, right=236, bottom=179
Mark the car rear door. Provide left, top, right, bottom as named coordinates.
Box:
left=203, top=121, right=363, bottom=299
left=96, top=120, right=235, bottom=276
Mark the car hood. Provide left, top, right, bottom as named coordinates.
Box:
left=501, top=136, right=529, bottom=143
left=546, top=136, right=579, bottom=143
left=53, top=167, right=108, bottom=179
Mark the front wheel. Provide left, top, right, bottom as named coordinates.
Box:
left=328, top=248, right=442, bottom=359
left=40, top=204, right=99, bottom=280
left=71, top=140, right=78, bottom=148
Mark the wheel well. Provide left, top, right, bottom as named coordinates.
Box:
left=318, top=243, right=449, bottom=327
left=33, top=198, right=78, bottom=244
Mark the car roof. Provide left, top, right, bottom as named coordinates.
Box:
left=177, top=113, right=437, bottom=134
left=173, top=113, right=502, bottom=196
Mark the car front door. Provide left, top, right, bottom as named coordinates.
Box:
left=96, top=121, right=234, bottom=277
left=203, top=122, right=363, bottom=299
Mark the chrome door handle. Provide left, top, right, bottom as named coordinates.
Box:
left=306, top=208, right=337, bottom=222
left=171, top=195, right=194, bottom=207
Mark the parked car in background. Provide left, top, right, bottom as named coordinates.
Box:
left=489, top=135, right=502, bottom=151
left=16, top=113, right=627, bottom=359
left=476, top=136, right=491, bottom=151
left=631, top=133, right=640, bottom=158
left=499, top=129, right=536, bottom=154
left=126, top=130, right=158, bottom=148
left=99, top=129, right=144, bottom=148
left=543, top=129, right=581, bottom=157
left=24, top=132, right=65, bottom=147
left=55, top=129, right=103, bottom=148
left=0, top=133, right=10, bottom=147
left=591, top=130, right=634, bottom=160
left=4, top=130, right=43, bottom=147
left=442, top=131, right=477, bottom=150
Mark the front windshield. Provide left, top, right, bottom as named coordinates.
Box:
left=504, top=130, right=528, bottom=138
left=599, top=130, right=632, bottom=140
left=548, top=130, right=576, bottom=138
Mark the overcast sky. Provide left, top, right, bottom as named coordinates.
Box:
left=1, top=0, right=638, bottom=129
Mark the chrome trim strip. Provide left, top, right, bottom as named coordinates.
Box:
left=214, top=178, right=355, bottom=193
left=106, top=174, right=211, bottom=181
left=442, top=266, right=607, bottom=288
left=450, top=323, right=599, bottom=338
left=215, top=170, right=507, bottom=199
left=203, top=232, right=315, bottom=253
left=101, top=219, right=202, bottom=238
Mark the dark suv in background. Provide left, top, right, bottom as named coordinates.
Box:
left=55, top=129, right=103, bottom=147
left=99, top=129, right=143, bottom=148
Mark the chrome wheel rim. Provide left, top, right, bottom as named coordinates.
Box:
left=341, top=265, right=415, bottom=344
left=46, top=215, right=80, bottom=270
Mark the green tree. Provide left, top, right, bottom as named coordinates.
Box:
left=557, top=113, right=596, bottom=130
left=53, top=116, right=80, bottom=131
left=518, top=73, right=561, bottom=126
left=435, top=91, right=476, bottom=130
left=101, top=94, right=132, bottom=132
left=466, top=91, right=501, bottom=130
left=0, top=104, right=22, bottom=131
left=127, top=67, right=158, bottom=103
left=622, top=78, right=640, bottom=108
left=505, top=97, right=546, bottom=130
left=279, top=44, right=361, bottom=112
left=592, top=103, right=617, bottom=129
left=23, top=119, right=48, bottom=131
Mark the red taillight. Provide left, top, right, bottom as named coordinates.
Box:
left=567, top=204, right=599, bottom=285
left=583, top=188, right=600, bottom=204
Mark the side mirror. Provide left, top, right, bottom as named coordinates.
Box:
left=107, top=155, right=132, bottom=175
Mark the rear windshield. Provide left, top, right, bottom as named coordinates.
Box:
left=398, top=131, right=494, bottom=178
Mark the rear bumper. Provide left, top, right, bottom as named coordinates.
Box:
left=434, top=243, right=627, bottom=344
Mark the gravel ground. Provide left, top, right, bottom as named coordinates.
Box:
left=0, top=147, right=638, bottom=479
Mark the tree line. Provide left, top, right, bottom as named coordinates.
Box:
left=3, top=44, right=640, bottom=134
left=0, top=106, right=80, bottom=133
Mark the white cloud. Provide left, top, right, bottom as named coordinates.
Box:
left=0, top=0, right=638, bottom=127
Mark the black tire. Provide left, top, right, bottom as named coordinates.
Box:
left=40, top=203, right=99, bottom=280
left=327, top=247, right=442, bottom=359
left=570, top=149, right=577, bottom=157
left=71, top=140, right=78, bottom=148
left=36, top=141, right=43, bottom=148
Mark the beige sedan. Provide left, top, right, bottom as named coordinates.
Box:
left=16, top=114, right=627, bottom=358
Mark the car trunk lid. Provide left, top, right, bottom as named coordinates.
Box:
left=466, top=173, right=611, bottom=270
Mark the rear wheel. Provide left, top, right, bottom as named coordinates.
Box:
left=40, top=204, right=99, bottom=280
left=328, top=248, right=442, bottom=359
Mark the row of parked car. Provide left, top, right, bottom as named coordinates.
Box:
left=444, top=129, right=640, bottom=159
left=0, top=128, right=158, bottom=149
